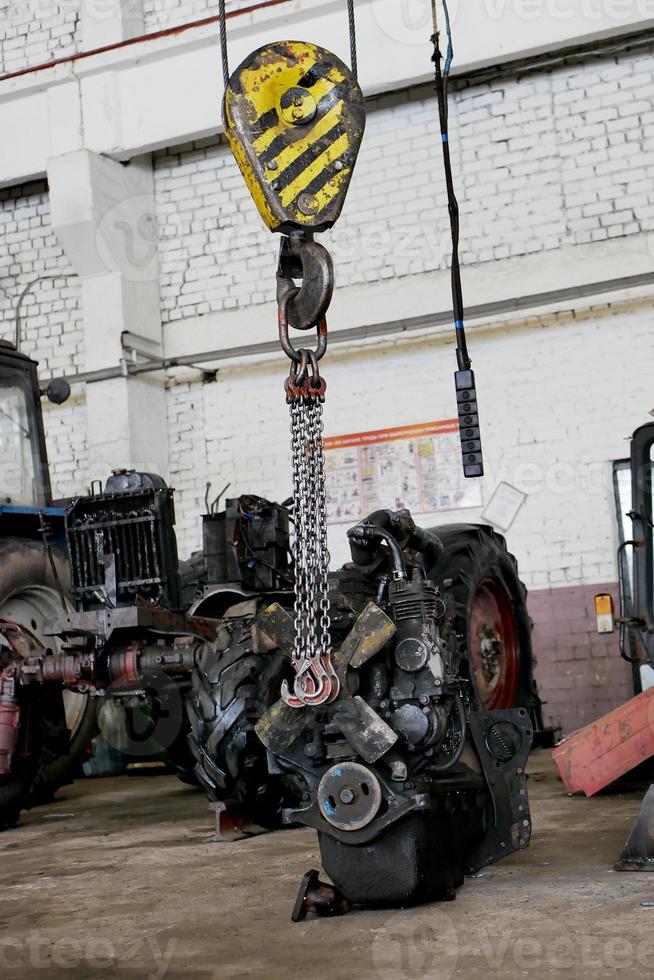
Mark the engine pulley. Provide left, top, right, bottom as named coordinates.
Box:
left=318, top=762, right=382, bottom=832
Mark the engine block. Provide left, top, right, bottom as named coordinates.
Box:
left=256, top=508, right=533, bottom=906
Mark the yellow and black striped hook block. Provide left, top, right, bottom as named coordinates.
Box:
left=223, top=41, right=366, bottom=234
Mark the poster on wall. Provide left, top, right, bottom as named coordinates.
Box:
left=324, top=420, right=483, bottom=525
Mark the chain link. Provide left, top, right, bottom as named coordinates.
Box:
left=287, top=394, right=334, bottom=702
left=313, top=401, right=332, bottom=654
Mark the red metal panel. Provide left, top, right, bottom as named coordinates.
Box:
left=552, top=687, right=654, bottom=796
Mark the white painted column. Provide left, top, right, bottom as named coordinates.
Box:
left=81, top=0, right=145, bottom=50
left=48, top=148, right=169, bottom=481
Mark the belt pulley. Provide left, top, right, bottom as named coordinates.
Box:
left=218, top=1, right=364, bottom=707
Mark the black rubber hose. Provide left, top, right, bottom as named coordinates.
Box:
left=347, top=518, right=407, bottom=579
left=407, top=527, right=445, bottom=569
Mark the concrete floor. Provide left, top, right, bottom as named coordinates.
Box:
left=1, top=751, right=653, bottom=980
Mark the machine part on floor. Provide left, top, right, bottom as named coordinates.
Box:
left=211, top=800, right=271, bottom=842
left=317, top=705, right=532, bottom=907
left=553, top=686, right=654, bottom=797
left=291, top=869, right=352, bottom=922
left=180, top=510, right=536, bottom=865
left=615, top=785, right=654, bottom=871
left=255, top=508, right=533, bottom=908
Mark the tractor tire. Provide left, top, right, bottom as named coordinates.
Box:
left=163, top=683, right=201, bottom=787
left=0, top=537, right=97, bottom=826
left=429, top=525, right=535, bottom=713
left=186, top=604, right=296, bottom=828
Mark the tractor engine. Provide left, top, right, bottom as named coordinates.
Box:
left=256, top=509, right=533, bottom=906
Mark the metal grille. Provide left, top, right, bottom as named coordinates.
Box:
left=66, top=488, right=180, bottom=609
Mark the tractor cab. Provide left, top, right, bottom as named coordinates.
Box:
left=0, top=340, right=69, bottom=530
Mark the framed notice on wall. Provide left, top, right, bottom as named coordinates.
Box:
left=324, top=420, right=483, bottom=525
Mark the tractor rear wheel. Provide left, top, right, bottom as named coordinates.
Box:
left=429, top=525, right=535, bottom=712
left=0, top=538, right=97, bottom=826
left=186, top=603, right=296, bottom=828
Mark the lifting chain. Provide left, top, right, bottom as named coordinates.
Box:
left=277, top=249, right=338, bottom=706
left=218, top=1, right=362, bottom=707
left=281, top=393, right=338, bottom=706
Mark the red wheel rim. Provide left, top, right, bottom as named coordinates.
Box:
left=469, top=578, right=519, bottom=709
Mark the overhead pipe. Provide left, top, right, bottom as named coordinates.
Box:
left=44, top=269, right=654, bottom=388
left=14, top=274, right=79, bottom=351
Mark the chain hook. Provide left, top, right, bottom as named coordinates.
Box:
left=277, top=233, right=334, bottom=332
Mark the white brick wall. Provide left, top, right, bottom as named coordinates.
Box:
left=153, top=45, right=654, bottom=325
left=1, top=0, right=81, bottom=75
left=42, top=395, right=89, bottom=500
left=167, top=296, right=653, bottom=593
left=0, top=181, right=84, bottom=374
left=166, top=378, right=208, bottom=552
left=153, top=136, right=278, bottom=323
left=143, top=0, right=254, bottom=32
left=0, top=180, right=88, bottom=499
